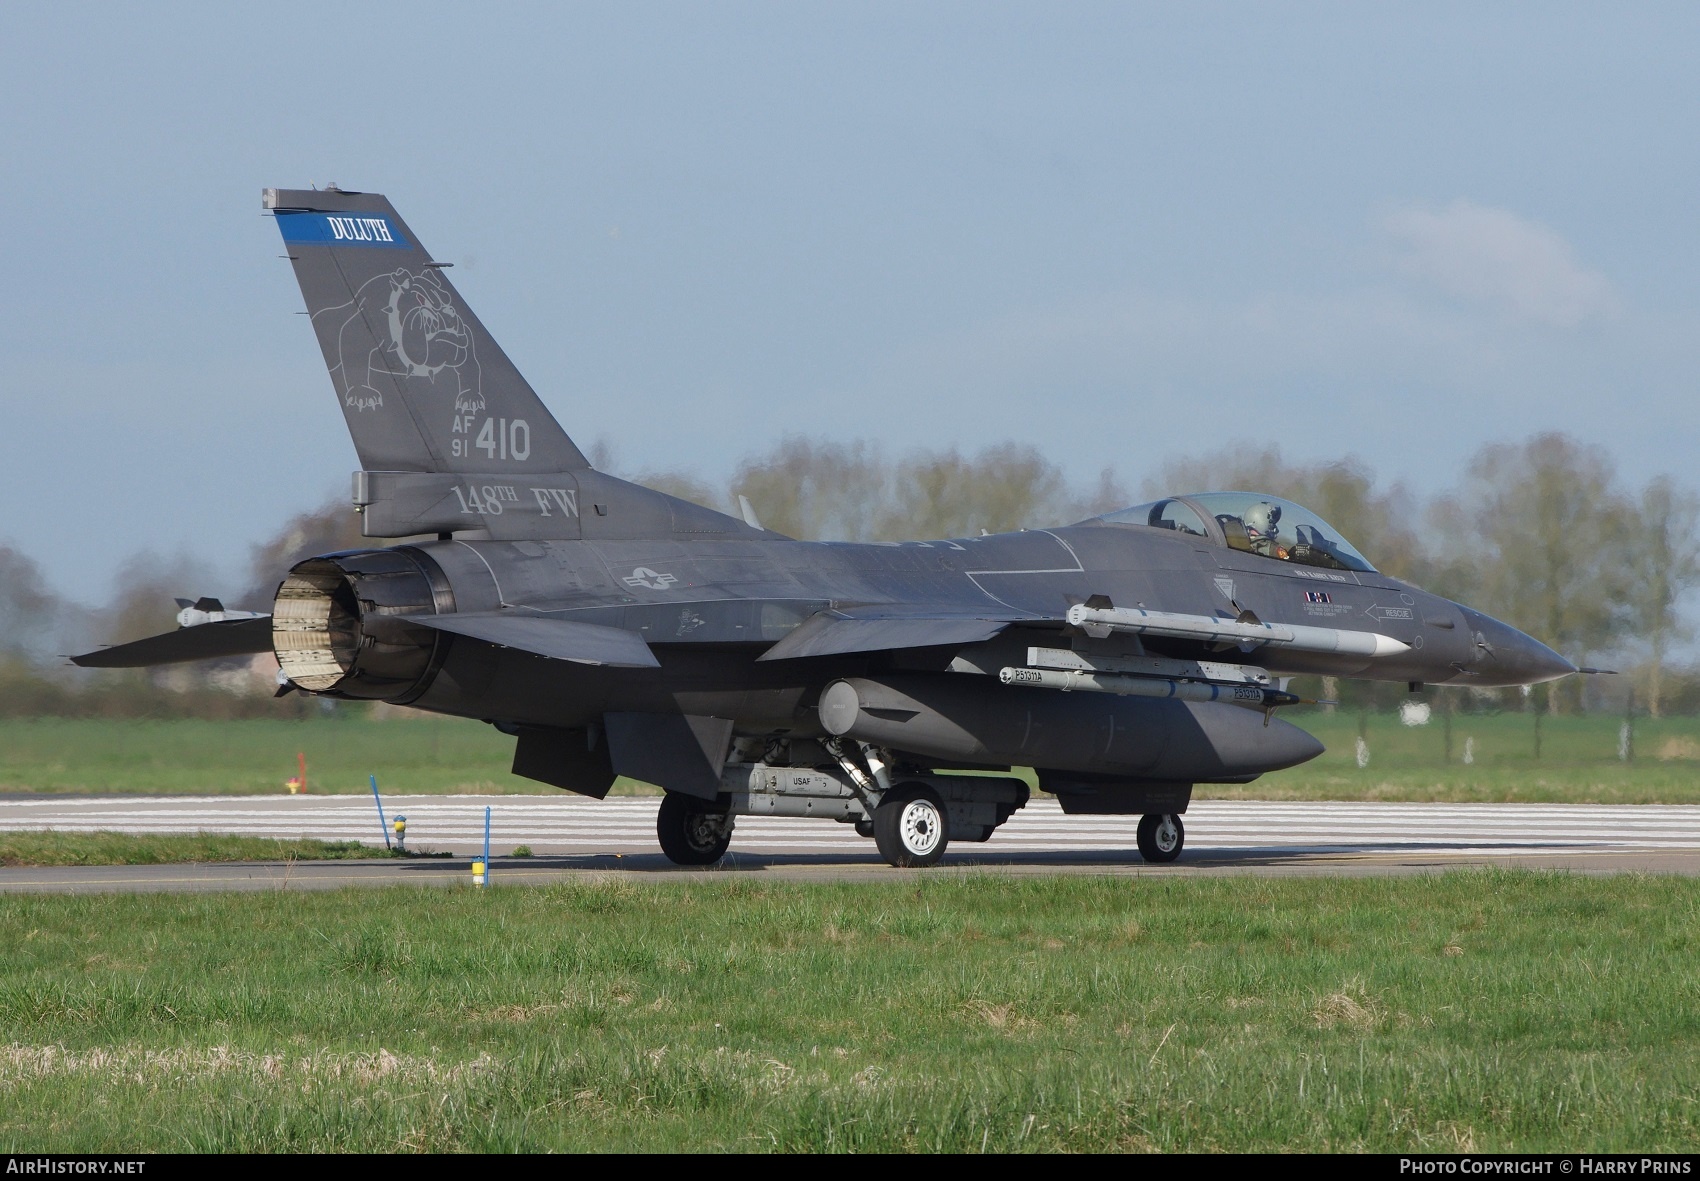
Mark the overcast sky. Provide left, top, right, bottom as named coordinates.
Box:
left=4, top=3, right=1697, bottom=602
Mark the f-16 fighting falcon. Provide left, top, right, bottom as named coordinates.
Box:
left=73, top=186, right=1578, bottom=868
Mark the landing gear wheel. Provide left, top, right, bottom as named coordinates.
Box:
left=854, top=818, right=875, bottom=839
left=656, top=793, right=733, bottom=866
left=872, top=785, right=949, bottom=868
left=1136, top=813, right=1184, bottom=863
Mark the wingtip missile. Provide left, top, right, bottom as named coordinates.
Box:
left=175, top=598, right=267, bottom=630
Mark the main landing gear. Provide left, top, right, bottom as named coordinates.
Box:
left=651, top=746, right=1026, bottom=868
left=656, top=793, right=734, bottom=866
left=1136, top=813, right=1184, bottom=863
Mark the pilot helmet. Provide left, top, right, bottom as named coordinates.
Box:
left=1244, top=500, right=1282, bottom=539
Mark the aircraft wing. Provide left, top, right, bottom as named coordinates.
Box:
left=70, top=617, right=275, bottom=668
left=756, top=608, right=1051, bottom=662
left=396, top=613, right=661, bottom=668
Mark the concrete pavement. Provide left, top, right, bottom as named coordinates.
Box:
left=3, top=794, right=1699, bottom=892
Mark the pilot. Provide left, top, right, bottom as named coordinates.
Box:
left=1244, top=501, right=1289, bottom=559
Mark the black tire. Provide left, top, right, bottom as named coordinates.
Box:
left=854, top=818, right=875, bottom=839
left=872, top=784, right=949, bottom=868
left=1136, top=813, right=1184, bottom=863
left=656, top=793, right=733, bottom=866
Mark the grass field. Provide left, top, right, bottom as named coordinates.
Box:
left=0, top=716, right=547, bottom=795
left=0, top=832, right=416, bottom=868
left=1253, top=709, right=1700, bottom=804
left=0, top=871, right=1695, bottom=1152
left=3, top=711, right=1699, bottom=803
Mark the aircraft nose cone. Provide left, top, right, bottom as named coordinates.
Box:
left=1518, top=638, right=1579, bottom=684
left=1458, top=610, right=1577, bottom=687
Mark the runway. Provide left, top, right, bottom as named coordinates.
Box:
left=4, top=794, right=1700, bottom=892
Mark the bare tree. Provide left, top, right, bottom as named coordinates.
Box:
left=733, top=438, right=893, bottom=541
left=239, top=497, right=374, bottom=610
left=1066, top=466, right=1134, bottom=521
left=878, top=443, right=1074, bottom=540
left=0, top=544, right=56, bottom=661
left=1624, top=475, right=1700, bottom=717
left=590, top=437, right=729, bottom=515
left=635, top=470, right=727, bottom=514
left=1146, top=446, right=1427, bottom=581
left=1458, top=433, right=1631, bottom=711
left=732, top=437, right=1116, bottom=542
left=102, top=550, right=219, bottom=645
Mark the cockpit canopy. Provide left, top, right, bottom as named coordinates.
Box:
left=1100, top=492, right=1377, bottom=572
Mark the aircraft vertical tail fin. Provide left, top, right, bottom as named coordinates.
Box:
left=264, top=186, right=590, bottom=475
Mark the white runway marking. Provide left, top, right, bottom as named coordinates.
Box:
left=4, top=795, right=1700, bottom=860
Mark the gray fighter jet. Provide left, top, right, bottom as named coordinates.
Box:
left=73, top=187, right=1577, bottom=868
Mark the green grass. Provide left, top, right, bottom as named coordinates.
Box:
left=0, top=872, right=1696, bottom=1151
left=1244, top=709, right=1700, bottom=804
left=0, top=831, right=433, bottom=867
left=1, top=712, right=1698, bottom=803
left=0, top=715, right=597, bottom=796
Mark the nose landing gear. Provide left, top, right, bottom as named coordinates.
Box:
left=872, top=784, right=949, bottom=868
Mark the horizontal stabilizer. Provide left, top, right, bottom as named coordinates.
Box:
left=71, top=617, right=274, bottom=668
left=757, top=612, right=1015, bottom=662
left=398, top=613, right=660, bottom=668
